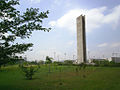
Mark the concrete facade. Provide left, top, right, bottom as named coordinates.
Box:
left=77, top=15, right=86, bottom=64
left=108, top=57, right=120, bottom=63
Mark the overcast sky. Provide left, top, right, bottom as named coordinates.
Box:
left=16, top=0, right=120, bottom=61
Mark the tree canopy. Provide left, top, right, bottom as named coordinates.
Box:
left=45, top=56, right=52, bottom=64
left=0, top=0, right=51, bottom=66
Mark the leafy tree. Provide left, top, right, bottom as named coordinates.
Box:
left=8, top=56, right=24, bottom=64
left=30, top=60, right=38, bottom=65
left=45, top=56, right=53, bottom=73
left=45, top=56, right=52, bottom=64
left=38, top=60, right=44, bottom=65
left=64, top=60, right=73, bottom=65
left=0, top=0, right=51, bottom=67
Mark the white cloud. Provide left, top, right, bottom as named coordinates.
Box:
left=53, top=0, right=61, bottom=5
left=52, top=0, right=71, bottom=7
left=49, top=21, right=56, bottom=27
left=103, top=5, right=120, bottom=23
left=97, top=42, right=120, bottom=48
left=30, top=0, right=41, bottom=3
left=111, top=42, right=120, bottom=47
left=49, top=5, right=120, bottom=33
left=97, top=43, right=108, bottom=47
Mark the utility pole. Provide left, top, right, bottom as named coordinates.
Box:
left=73, top=55, right=75, bottom=60
left=54, top=52, right=56, bottom=60
left=102, top=55, right=105, bottom=59
left=57, top=55, right=59, bottom=62
left=64, top=53, right=66, bottom=60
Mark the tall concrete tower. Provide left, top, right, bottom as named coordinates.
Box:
left=77, top=15, right=86, bottom=64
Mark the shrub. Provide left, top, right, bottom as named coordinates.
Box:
left=93, top=60, right=120, bottom=67
left=64, top=60, right=73, bottom=65
left=79, top=63, right=86, bottom=69
left=20, top=65, right=39, bottom=80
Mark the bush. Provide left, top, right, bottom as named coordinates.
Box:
left=64, top=60, right=73, bottom=65
left=79, top=63, right=86, bottom=69
left=93, top=60, right=120, bottom=67
left=20, top=65, right=39, bottom=80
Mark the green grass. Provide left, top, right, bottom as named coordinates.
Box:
left=0, top=65, right=120, bottom=90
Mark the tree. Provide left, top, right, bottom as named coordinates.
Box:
left=38, top=60, right=44, bottom=65
left=45, top=56, right=53, bottom=73
left=0, top=0, right=51, bottom=67
left=45, top=56, right=52, bottom=64
left=64, top=60, right=73, bottom=65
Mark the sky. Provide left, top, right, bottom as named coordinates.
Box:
left=16, top=0, right=120, bottom=61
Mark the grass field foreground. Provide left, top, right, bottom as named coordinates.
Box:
left=0, top=65, right=120, bottom=90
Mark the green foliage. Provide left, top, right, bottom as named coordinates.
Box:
left=20, top=65, right=39, bottom=80
left=53, top=61, right=61, bottom=65
left=0, top=0, right=51, bottom=66
left=53, top=60, right=74, bottom=66
left=80, top=63, right=86, bottom=69
left=1, top=65, right=120, bottom=89
left=45, top=56, right=53, bottom=73
left=38, top=60, right=44, bottom=65
left=93, top=60, right=120, bottom=67
left=64, top=60, right=73, bottom=65
left=8, top=56, right=24, bottom=65
left=75, top=63, right=87, bottom=72
left=30, top=60, right=38, bottom=65
left=45, top=56, right=52, bottom=64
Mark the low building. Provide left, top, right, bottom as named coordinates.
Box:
left=108, top=57, right=120, bottom=63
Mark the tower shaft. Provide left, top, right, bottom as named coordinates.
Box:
left=77, top=15, right=86, bottom=63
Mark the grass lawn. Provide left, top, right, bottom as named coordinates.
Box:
left=0, top=65, right=120, bottom=90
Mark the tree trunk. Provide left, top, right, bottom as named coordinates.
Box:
left=49, top=64, right=50, bottom=73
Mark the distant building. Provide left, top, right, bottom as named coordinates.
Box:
left=73, top=60, right=78, bottom=64
left=88, top=59, right=92, bottom=63
left=108, top=57, right=120, bottom=63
